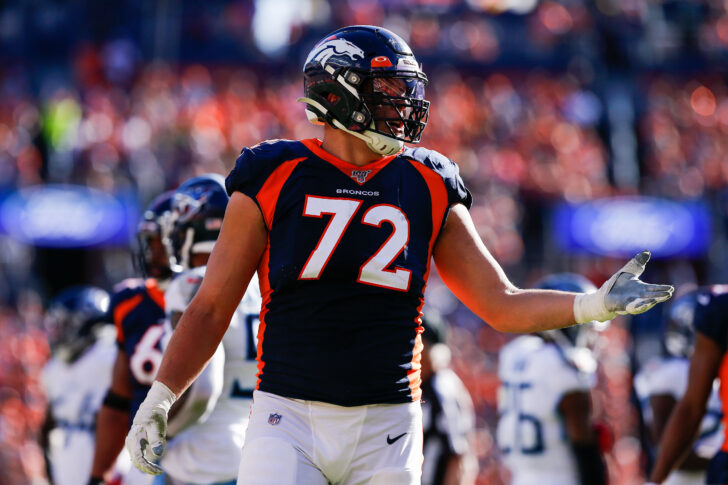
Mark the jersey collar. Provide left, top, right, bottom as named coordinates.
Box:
left=301, top=138, right=402, bottom=186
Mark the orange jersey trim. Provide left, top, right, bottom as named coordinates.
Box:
left=301, top=138, right=402, bottom=186
left=407, top=160, right=450, bottom=246
left=255, top=157, right=307, bottom=230
left=145, top=279, right=165, bottom=311
left=113, top=294, right=143, bottom=344
left=405, top=160, right=450, bottom=401
left=254, top=242, right=272, bottom=391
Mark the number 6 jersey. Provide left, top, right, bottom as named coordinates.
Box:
left=109, top=278, right=167, bottom=419
left=225, top=138, right=471, bottom=406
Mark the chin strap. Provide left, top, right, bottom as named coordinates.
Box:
left=297, top=97, right=403, bottom=156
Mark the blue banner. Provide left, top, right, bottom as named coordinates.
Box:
left=0, top=185, right=139, bottom=248
left=552, top=197, right=711, bottom=258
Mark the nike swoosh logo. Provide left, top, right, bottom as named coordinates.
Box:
left=386, top=432, right=407, bottom=445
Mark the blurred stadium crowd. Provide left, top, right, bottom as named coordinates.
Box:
left=1, top=0, right=728, bottom=484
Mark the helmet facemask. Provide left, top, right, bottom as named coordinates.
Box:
left=298, top=26, right=430, bottom=156
left=44, top=287, right=110, bottom=363
left=167, top=175, right=228, bottom=271
left=135, top=191, right=175, bottom=282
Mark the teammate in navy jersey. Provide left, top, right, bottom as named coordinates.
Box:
left=126, top=25, right=674, bottom=484
left=648, top=285, right=728, bottom=484
left=88, top=191, right=174, bottom=484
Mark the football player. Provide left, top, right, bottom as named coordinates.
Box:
left=126, top=25, right=673, bottom=485
left=634, top=287, right=722, bottom=485
left=496, top=273, right=608, bottom=485
left=89, top=191, right=223, bottom=485
left=152, top=174, right=261, bottom=485
left=420, top=311, right=478, bottom=485
left=647, top=285, right=728, bottom=484
left=41, top=285, right=118, bottom=485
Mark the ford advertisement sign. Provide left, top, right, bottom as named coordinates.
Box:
left=0, top=185, right=138, bottom=248
left=552, top=197, right=711, bottom=258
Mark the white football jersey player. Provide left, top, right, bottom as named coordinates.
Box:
left=496, top=335, right=597, bottom=485
left=160, top=265, right=262, bottom=484
left=634, top=356, right=723, bottom=485
left=42, top=324, right=121, bottom=485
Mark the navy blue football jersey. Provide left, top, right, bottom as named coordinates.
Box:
left=694, top=286, right=728, bottom=351
left=225, top=138, right=471, bottom=406
left=693, top=285, right=728, bottom=451
left=109, top=278, right=167, bottom=419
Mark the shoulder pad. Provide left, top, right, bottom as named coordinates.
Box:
left=226, top=139, right=308, bottom=198
left=112, top=278, right=145, bottom=294
left=402, top=146, right=472, bottom=209
left=694, top=288, right=728, bottom=349
left=110, top=278, right=147, bottom=309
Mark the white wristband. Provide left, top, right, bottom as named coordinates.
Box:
left=144, top=380, right=177, bottom=414
left=573, top=292, right=615, bottom=324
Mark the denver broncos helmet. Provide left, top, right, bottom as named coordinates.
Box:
left=298, top=25, right=429, bottom=156
left=136, top=190, right=175, bottom=280
left=662, top=288, right=697, bottom=358
left=44, top=285, right=110, bottom=363
left=167, top=174, right=229, bottom=271
left=536, top=273, right=606, bottom=348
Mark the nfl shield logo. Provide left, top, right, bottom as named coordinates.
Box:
left=351, top=170, right=372, bottom=184
left=268, top=413, right=282, bottom=425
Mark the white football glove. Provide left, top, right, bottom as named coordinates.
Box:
left=573, top=250, right=674, bottom=324
left=125, top=380, right=177, bottom=475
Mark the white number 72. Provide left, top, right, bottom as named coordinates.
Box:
left=298, top=196, right=411, bottom=291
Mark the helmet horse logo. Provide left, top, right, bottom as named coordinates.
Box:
left=306, top=38, right=365, bottom=67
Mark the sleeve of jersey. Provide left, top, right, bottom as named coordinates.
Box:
left=412, top=147, right=472, bottom=209
left=225, top=142, right=294, bottom=200
left=108, top=291, right=126, bottom=348
left=694, top=295, right=727, bottom=352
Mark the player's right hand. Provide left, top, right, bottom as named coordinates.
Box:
left=124, top=380, right=177, bottom=475
left=574, top=250, right=674, bottom=323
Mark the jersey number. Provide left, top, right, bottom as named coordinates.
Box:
left=129, top=324, right=165, bottom=385
left=500, top=381, right=544, bottom=455
left=299, top=196, right=411, bottom=291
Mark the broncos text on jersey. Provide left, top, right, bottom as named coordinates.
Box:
left=225, top=138, right=471, bottom=406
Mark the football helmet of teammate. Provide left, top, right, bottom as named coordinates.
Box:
left=167, top=174, right=229, bottom=271
left=662, top=288, right=698, bottom=359
left=44, top=286, right=111, bottom=363
left=298, top=25, right=430, bottom=156
left=136, top=190, right=175, bottom=281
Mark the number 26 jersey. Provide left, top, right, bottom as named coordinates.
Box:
left=225, top=138, right=471, bottom=406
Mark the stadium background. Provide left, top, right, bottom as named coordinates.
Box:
left=0, top=0, right=727, bottom=483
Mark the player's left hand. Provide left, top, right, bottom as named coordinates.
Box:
left=574, top=250, right=674, bottom=323
left=124, top=380, right=177, bottom=475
